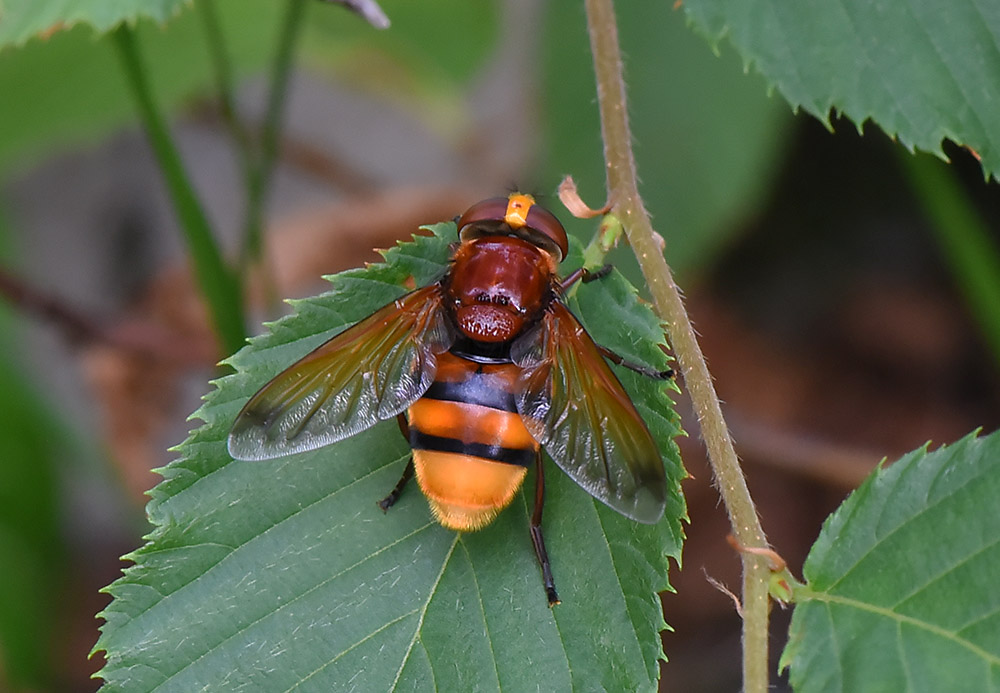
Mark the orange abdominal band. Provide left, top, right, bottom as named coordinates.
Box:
left=408, top=399, right=537, bottom=450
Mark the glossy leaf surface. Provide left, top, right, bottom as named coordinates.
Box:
left=95, top=222, right=685, bottom=691
left=782, top=431, right=1000, bottom=692
left=684, top=0, right=1000, bottom=180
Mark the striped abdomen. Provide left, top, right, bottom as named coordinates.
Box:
left=408, top=351, right=538, bottom=531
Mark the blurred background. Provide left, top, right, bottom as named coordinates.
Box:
left=0, top=0, right=998, bottom=690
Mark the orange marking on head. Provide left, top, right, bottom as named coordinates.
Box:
left=504, top=193, right=536, bottom=229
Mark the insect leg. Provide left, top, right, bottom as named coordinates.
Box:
left=559, top=263, right=613, bottom=291
left=378, top=413, right=415, bottom=512
left=580, top=264, right=613, bottom=283
left=530, top=451, right=560, bottom=606
left=378, top=458, right=414, bottom=512
left=396, top=412, right=411, bottom=439
left=598, top=345, right=674, bottom=380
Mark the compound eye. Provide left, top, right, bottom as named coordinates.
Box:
left=457, top=197, right=509, bottom=239
left=456, top=194, right=567, bottom=263
left=524, top=204, right=568, bottom=261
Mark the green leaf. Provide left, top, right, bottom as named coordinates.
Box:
left=683, top=0, right=1000, bottom=181
left=95, top=222, right=686, bottom=691
left=0, top=208, right=68, bottom=689
left=0, top=0, right=187, bottom=47
left=0, top=0, right=495, bottom=179
left=781, top=431, right=1000, bottom=692
left=900, top=152, right=1000, bottom=369
left=0, top=1, right=288, bottom=177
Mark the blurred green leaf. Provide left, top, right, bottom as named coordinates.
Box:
left=683, top=0, right=1000, bottom=181
left=542, top=1, right=791, bottom=276
left=301, top=0, right=497, bottom=86
left=781, top=431, right=1000, bottom=692
left=0, top=0, right=496, bottom=179
left=0, top=0, right=187, bottom=47
left=0, top=1, right=284, bottom=177
left=96, top=223, right=685, bottom=691
left=900, top=152, right=1000, bottom=368
left=0, top=209, right=66, bottom=691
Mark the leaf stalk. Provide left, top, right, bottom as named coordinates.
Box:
left=111, top=24, right=246, bottom=355
left=242, top=0, right=309, bottom=269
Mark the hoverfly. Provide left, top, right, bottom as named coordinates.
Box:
left=228, top=193, right=672, bottom=605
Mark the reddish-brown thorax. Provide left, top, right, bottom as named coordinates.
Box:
left=446, top=236, right=554, bottom=343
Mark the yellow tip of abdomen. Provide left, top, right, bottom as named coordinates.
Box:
left=428, top=499, right=502, bottom=532
left=414, top=450, right=529, bottom=532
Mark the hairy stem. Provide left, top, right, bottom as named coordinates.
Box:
left=112, top=25, right=246, bottom=355
left=583, top=1, right=771, bottom=690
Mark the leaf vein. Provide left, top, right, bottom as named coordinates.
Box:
left=803, top=589, right=1000, bottom=667
left=390, top=534, right=460, bottom=691
left=824, top=460, right=989, bottom=593
left=138, top=454, right=408, bottom=612
left=891, top=533, right=1000, bottom=612
left=284, top=608, right=423, bottom=692
left=593, top=502, right=647, bottom=672
left=150, top=519, right=437, bottom=691
left=460, top=538, right=502, bottom=692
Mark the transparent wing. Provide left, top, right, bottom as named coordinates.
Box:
left=511, top=302, right=666, bottom=523
left=229, top=285, right=453, bottom=460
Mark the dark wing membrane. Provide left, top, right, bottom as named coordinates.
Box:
left=228, top=284, right=453, bottom=460
left=511, top=302, right=666, bottom=523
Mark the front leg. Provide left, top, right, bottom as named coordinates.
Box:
left=559, top=263, right=613, bottom=291
left=564, top=264, right=675, bottom=382
left=598, top=345, right=674, bottom=380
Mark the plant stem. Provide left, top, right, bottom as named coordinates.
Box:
left=197, top=0, right=257, bottom=187
left=112, top=24, right=246, bottom=355
left=583, top=1, right=771, bottom=691
left=242, top=0, right=308, bottom=268
left=196, top=0, right=249, bottom=150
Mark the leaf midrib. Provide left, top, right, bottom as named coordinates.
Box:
left=390, top=534, right=459, bottom=691
left=800, top=589, right=1000, bottom=667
